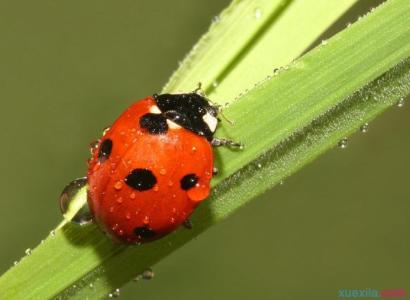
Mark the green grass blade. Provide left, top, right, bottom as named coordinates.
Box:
left=164, top=0, right=357, bottom=101
left=0, top=0, right=409, bottom=299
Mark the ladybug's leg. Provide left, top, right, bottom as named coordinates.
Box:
left=212, top=167, right=219, bottom=176
left=211, top=138, right=242, bottom=148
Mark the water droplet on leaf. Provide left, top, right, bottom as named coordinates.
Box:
left=338, top=138, right=348, bottom=149
left=212, top=15, right=220, bottom=24
left=360, top=123, right=369, bottom=133
left=142, top=268, right=155, bottom=280
left=59, top=177, right=93, bottom=226
left=254, top=8, right=262, bottom=19
left=397, top=97, right=404, bottom=107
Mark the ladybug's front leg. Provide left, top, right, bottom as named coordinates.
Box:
left=211, top=138, right=242, bottom=148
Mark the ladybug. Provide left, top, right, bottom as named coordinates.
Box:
left=87, top=91, right=239, bottom=244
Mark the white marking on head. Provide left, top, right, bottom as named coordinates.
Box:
left=202, top=113, right=217, bottom=132
left=167, top=119, right=182, bottom=129
left=149, top=105, right=161, bottom=114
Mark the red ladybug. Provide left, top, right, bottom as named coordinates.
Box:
left=87, top=92, right=238, bottom=244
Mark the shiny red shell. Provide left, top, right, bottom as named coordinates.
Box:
left=87, top=97, right=213, bottom=244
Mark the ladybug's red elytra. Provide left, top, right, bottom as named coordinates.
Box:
left=87, top=91, right=239, bottom=244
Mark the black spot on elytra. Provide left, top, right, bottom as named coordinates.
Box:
left=134, top=225, right=156, bottom=239
left=140, top=113, right=168, bottom=135
left=180, top=174, right=199, bottom=190
left=125, top=168, right=157, bottom=191
left=98, top=139, right=112, bottom=161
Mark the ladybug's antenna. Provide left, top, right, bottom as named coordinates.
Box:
left=193, top=83, right=234, bottom=125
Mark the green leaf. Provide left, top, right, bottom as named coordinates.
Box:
left=1, top=0, right=409, bottom=299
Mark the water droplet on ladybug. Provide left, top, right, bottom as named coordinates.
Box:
left=118, top=229, right=124, bottom=236
left=114, top=181, right=123, bottom=190
left=130, top=192, right=136, bottom=200
left=102, top=126, right=111, bottom=136
left=191, top=146, right=197, bottom=153
left=116, top=197, right=123, bottom=204
left=109, top=206, right=115, bottom=213
left=167, top=180, right=174, bottom=187
left=159, top=168, right=167, bottom=175
left=59, top=177, right=93, bottom=226
left=89, top=140, right=99, bottom=154
left=125, top=212, right=131, bottom=220
left=153, top=186, right=159, bottom=192
left=143, top=216, right=150, bottom=224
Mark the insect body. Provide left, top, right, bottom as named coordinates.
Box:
left=87, top=92, right=237, bottom=244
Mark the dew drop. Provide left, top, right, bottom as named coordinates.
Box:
left=89, top=283, right=94, bottom=289
left=116, top=197, right=123, bottom=204
left=49, top=230, right=56, bottom=237
left=142, top=268, right=155, bottom=280
left=159, top=169, right=167, bottom=175
left=254, top=8, right=262, bottom=19
left=89, top=140, right=99, bottom=154
left=338, top=138, right=348, bottom=149
left=125, top=212, right=131, bottom=220
left=102, top=126, right=111, bottom=136
left=129, top=192, right=136, bottom=200
left=397, top=97, right=404, bottom=107
left=212, top=15, right=220, bottom=24
left=114, top=181, right=123, bottom=190
left=25, top=248, right=32, bottom=256
left=360, top=123, right=369, bottom=133
left=212, top=81, right=219, bottom=88
left=346, top=22, right=352, bottom=28
left=59, top=177, right=93, bottom=225
left=257, top=163, right=262, bottom=169
left=321, top=39, right=328, bottom=46
left=13, top=261, right=19, bottom=266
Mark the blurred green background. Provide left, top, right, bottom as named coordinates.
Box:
left=0, top=1, right=409, bottom=299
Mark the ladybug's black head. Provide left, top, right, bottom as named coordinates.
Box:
left=153, top=93, right=218, bottom=141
